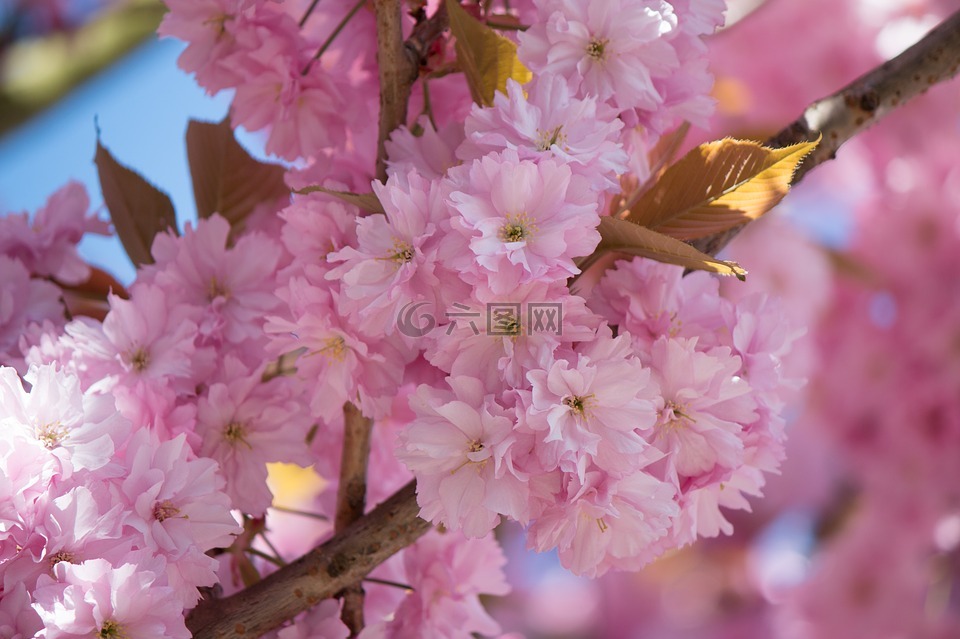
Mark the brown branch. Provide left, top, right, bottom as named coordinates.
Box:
left=335, top=402, right=374, bottom=636
left=187, top=481, right=430, bottom=638
left=692, top=7, right=960, bottom=257
left=373, top=0, right=416, bottom=181
left=404, top=2, right=450, bottom=64
left=373, top=1, right=451, bottom=181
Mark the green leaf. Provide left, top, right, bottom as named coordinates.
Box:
left=626, top=136, right=819, bottom=241
left=445, top=0, right=531, bottom=106
left=94, top=140, right=177, bottom=267
left=579, top=217, right=747, bottom=280
left=294, top=185, right=385, bottom=214
left=185, top=118, right=290, bottom=229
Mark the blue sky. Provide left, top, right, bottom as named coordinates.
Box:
left=0, top=38, right=233, bottom=283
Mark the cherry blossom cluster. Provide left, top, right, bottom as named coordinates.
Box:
left=0, top=0, right=824, bottom=635
left=0, top=182, right=106, bottom=373
left=158, top=0, right=379, bottom=161
left=475, top=1, right=958, bottom=636
left=260, top=0, right=801, bottom=581
left=0, top=363, right=239, bottom=637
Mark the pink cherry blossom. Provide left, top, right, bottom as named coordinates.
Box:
left=0, top=582, right=42, bottom=638
left=426, top=281, right=602, bottom=390
left=527, top=467, right=677, bottom=577
left=518, top=0, right=680, bottom=113
left=646, top=337, right=756, bottom=481
left=0, top=256, right=63, bottom=369
left=397, top=376, right=530, bottom=536
left=32, top=553, right=190, bottom=639
left=144, top=214, right=282, bottom=346
left=266, top=278, right=409, bottom=422
left=327, top=171, right=467, bottom=337
left=448, top=150, right=601, bottom=292
left=224, top=8, right=348, bottom=160
left=279, top=194, right=359, bottom=283
left=1, top=484, right=125, bottom=595
left=458, top=77, right=627, bottom=193
left=62, top=284, right=208, bottom=394
left=118, top=429, right=240, bottom=605
left=195, top=356, right=313, bottom=515
left=385, top=530, right=511, bottom=638
left=158, top=0, right=257, bottom=94
left=0, top=181, right=107, bottom=285
left=522, top=330, right=658, bottom=479
left=0, top=364, right=129, bottom=479
left=278, top=599, right=349, bottom=639
left=587, top=256, right=725, bottom=356
left=386, top=116, right=466, bottom=181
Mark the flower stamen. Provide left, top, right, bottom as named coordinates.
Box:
left=383, top=238, right=415, bottom=265
left=98, top=620, right=127, bottom=639
left=317, top=335, right=347, bottom=362
left=498, top=212, right=538, bottom=243
left=36, top=421, right=67, bottom=449
left=224, top=421, right=252, bottom=449
left=153, top=499, right=183, bottom=522
left=128, top=347, right=150, bottom=372
left=586, top=37, right=610, bottom=62
left=562, top=393, right=597, bottom=418
left=207, top=277, right=230, bottom=301
left=535, top=125, right=567, bottom=151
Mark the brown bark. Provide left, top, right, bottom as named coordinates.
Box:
left=692, top=8, right=960, bottom=257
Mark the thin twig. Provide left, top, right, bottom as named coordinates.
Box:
left=692, top=8, right=960, bottom=257
left=257, top=531, right=285, bottom=566
left=246, top=547, right=286, bottom=568
left=302, top=0, right=368, bottom=75
left=186, top=480, right=430, bottom=638
left=363, top=576, right=415, bottom=591
left=270, top=504, right=330, bottom=521
left=335, top=402, right=374, bottom=636
left=299, top=0, right=323, bottom=27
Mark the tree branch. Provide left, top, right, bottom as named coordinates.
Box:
left=335, top=402, right=374, bottom=636
left=373, top=0, right=415, bottom=181
left=187, top=481, right=430, bottom=638
left=373, top=1, right=450, bottom=181
left=692, top=8, right=960, bottom=257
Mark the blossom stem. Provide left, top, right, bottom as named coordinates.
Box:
left=363, top=576, right=415, bottom=591
left=258, top=532, right=286, bottom=564
left=298, top=0, right=323, bottom=27
left=246, top=547, right=286, bottom=567
left=270, top=504, right=330, bottom=521
left=421, top=80, right=438, bottom=131
left=302, top=0, right=368, bottom=75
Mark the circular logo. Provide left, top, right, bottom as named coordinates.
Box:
left=396, top=301, right=436, bottom=338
